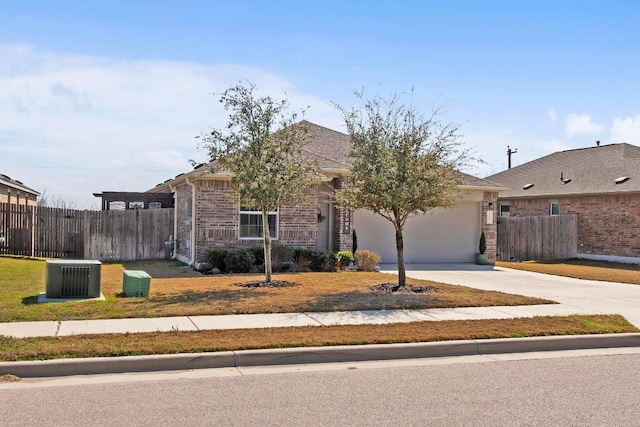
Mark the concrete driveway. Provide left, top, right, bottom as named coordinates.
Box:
left=380, top=263, right=640, bottom=328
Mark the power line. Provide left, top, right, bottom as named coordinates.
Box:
left=0, top=138, right=196, bottom=152
left=7, top=164, right=183, bottom=172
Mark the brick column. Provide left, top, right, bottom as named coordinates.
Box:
left=481, top=191, right=498, bottom=264
left=333, top=177, right=353, bottom=252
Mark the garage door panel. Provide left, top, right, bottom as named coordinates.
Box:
left=354, top=203, right=481, bottom=263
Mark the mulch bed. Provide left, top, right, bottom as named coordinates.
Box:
left=235, top=280, right=300, bottom=288
left=370, top=283, right=439, bottom=294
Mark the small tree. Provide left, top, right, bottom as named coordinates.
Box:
left=336, top=90, right=477, bottom=287
left=479, top=231, right=487, bottom=254
left=198, top=83, right=318, bottom=282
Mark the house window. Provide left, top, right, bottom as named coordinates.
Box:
left=239, top=206, right=278, bottom=239
left=499, top=203, right=510, bottom=217
left=550, top=202, right=560, bottom=215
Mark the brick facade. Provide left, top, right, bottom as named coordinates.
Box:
left=332, top=177, right=353, bottom=252
left=501, top=194, right=640, bottom=258
left=174, top=178, right=353, bottom=263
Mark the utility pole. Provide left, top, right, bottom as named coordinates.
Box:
left=507, top=146, right=518, bottom=169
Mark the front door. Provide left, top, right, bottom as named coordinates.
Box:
left=316, top=185, right=334, bottom=252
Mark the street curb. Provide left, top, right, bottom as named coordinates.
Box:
left=2, top=333, right=639, bottom=378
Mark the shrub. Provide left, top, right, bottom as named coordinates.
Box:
left=271, top=244, right=294, bottom=272
left=336, top=250, right=355, bottom=270
left=250, top=246, right=265, bottom=267
left=479, top=231, right=487, bottom=254
left=292, top=248, right=314, bottom=272
left=208, top=249, right=229, bottom=272
left=223, top=248, right=256, bottom=273
left=355, top=249, right=381, bottom=271
left=312, top=250, right=337, bottom=272
left=293, top=248, right=314, bottom=262
left=352, top=229, right=358, bottom=254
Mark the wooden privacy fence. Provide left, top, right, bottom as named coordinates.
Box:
left=497, top=214, right=578, bottom=261
left=0, top=203, right=173, bottom=261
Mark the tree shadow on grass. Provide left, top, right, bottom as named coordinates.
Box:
left=120, top=260, right=204, bottom=279
left=145, top=288, right=262, bottom=306
left=292, top=290, right=450, bottom=313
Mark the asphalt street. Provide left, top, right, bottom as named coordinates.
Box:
left=2, top=349, right=640, bottom=426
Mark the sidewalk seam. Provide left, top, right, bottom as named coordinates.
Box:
left=302, top=312, right=326, bottom=326
left=186, top=316, right=200, bottom=331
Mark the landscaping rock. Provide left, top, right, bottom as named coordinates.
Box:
left=370, top=283, right=439, bottom=294
left=234, top=280, right=299, bottom=288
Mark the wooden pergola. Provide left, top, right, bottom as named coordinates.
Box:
left=93, top=192, right=174, bottom=211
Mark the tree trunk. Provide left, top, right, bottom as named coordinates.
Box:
left=262, top=208, right=272, bottom=282
left=395, top=223, right=406, bottom=287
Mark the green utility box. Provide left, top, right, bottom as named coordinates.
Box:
left=122, top=270, right=152, bottom=297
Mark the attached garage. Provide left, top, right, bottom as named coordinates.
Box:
left=354, top=190, right=490, bottom=263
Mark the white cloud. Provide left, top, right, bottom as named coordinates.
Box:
left=0, top=43, right=341, bottom=207
left=610, top=115, right=640, bottom=144
left=564, top=113, right=604, bottom=137
left=548, top=109, right=557, bottom=122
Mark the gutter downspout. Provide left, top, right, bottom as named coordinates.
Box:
left=185, top=176, right=197, bottom=266
left=169, top=184, right=178, bottom=260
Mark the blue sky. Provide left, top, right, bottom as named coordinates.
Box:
left=1, top=1, right=639, bottom=208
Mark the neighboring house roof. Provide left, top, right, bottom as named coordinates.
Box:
left=0, top=173, right=40, bottom=196
left=149, top=121, right=503, bottom=192
left=460, top=173, right=505, bottom=190
left=486, top=143, right=640, bottom=198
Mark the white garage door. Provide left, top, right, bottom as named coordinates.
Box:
left=354, top=202, right=481, bottom=263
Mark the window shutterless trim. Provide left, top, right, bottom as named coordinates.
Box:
left=238, top=207, right=279, bottom=240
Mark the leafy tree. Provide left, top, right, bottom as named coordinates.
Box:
left=336, top=91, right=476, bottom=287
left=198, top=83, right=318, bottom=282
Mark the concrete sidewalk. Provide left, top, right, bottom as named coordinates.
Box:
left=0, top=303, right=602, bottom=339
left=384, top=263, right=640, bottom=328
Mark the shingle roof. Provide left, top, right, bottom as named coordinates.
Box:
left=0, top=173, right=40, bottom=196
left=486, top=143, right=640, bottom=198
left=298, top=120, right=353, bottom=170
left=460, top=173, right=505, bottom=188
left=150, top=121, right=502, bottom=191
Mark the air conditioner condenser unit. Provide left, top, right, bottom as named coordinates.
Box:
left=45, top=260, right=102, bottom=299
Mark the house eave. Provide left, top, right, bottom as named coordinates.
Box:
left=0, top=178, right=40, bottom=196
left=497, top=189, right=640, bottom=200
left=460, top=185, right=507, bottom=192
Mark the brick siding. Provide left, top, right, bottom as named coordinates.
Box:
left=332, top=177, right=353, bottom=252
left=179, top=179, right=337, bottom=263
left=481, top=191, right=499, bottom=263
left=501, top=194, right=640, bottom=258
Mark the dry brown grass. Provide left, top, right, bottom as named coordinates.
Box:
left=0, top=314, right=635, bottom=361
left=2, top=259, right=553, bottom=322
left=104, top=264, right=555, bottom=315
left=496, top=259, right=640, bottom=285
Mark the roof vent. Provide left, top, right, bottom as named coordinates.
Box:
left=615, top=176, right=630, bottom=184
left=560, top=172, right=571, bottom=184
left=523, top=183, right=534, bottom=190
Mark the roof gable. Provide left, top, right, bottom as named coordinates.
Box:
left=486, top=143, right=640, bottom=197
